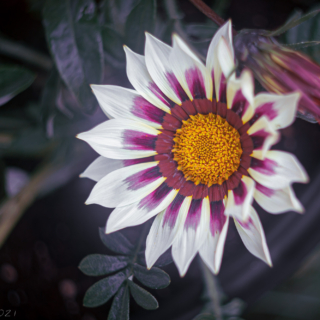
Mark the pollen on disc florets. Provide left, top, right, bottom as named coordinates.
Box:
left=172, top=113, right=243, bottom=186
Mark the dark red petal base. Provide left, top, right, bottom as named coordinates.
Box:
left=155, top=99, right=254, bottom=202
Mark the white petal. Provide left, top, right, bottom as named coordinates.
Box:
left=254, top=183, right=304, bottom=214
left=77, top=119, right=159, bottom=159
left=199, top=200, right=229, bottom=274
left=86, top=161, right=165, bottom=208
left=206, top=21, right=233, bottom=101
left=145, top=33, right=182, bottom=105
left=225, top=175, right=255, bottom=221
left=106, top=187, right=178, bottom=233
left=234, top=206, right=272, bottom=266
left=172, top=197, right=210, bottom=276
left=226, top=69, right=254, bottom=123
left=91, top=85, right=167, bottom=129
left=253, top=92, right=301, bottom=130
left=248, top=150, right=309, bottom=190
left=80, top=156, right=124, bottom=181
left=170, top=34, right=213, bottom=101
left=248, top=116, right=279, bottom=160
left=124, top=46, right=171, bottom=113
left=145, top=195, right=191, bottom=268
left=217, top=36, right=235, bottom=80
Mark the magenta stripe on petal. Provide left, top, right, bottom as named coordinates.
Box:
left=210, top=200, right=226, bottom=235
left=250, top=158, right=277, bottom=175
left=123, top=156, right=155, bottom=167
left=138, top=183, right=173, bottom=210
left=124, top=130, right=156, bottom=151
left=251, top=129, right=269, bottom=150
left=219, top=73, right=227, bottom=103
left=125, top=166, right=162, bottom=190
left=166, top=72, right=189, bottom=102
left=131, top=97, right=166, bottom=124
left=255, top=182, right=275, bottom=197
left=184, top=199, right=202, bottom=229
left=162, top=193, right=185, bottom=228
left=237, top=217, right=253, bottom=229
left=232, top=90, right=249, bottom=118
left=148, top=82, right=174, bottom=108
left=185, top=68, right=206, bottom=99
left=251, top=102, right=277, bottom=124
left=233, top=180, right=248, bottom=205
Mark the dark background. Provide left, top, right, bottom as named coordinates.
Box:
left=1, top=0, right=320, bottom=319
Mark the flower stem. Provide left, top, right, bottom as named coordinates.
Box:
left=189, top=0, right=237, bottom=35
left=199, top=258, right=223, bottom=320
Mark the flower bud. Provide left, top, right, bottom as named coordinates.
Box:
left=234, top=30, right=320, bottom=123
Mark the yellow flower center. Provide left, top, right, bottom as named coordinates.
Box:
left=173, top=113, right=242, bottom=186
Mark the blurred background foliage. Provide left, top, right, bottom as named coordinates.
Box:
left=1, top=0, right=320, bottom=319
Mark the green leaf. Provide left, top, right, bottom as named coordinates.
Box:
left=268, top=9, right=320, bottom=36
left=286, top=5, right=320, bottom=64
left=127, top=280, right=158, bottom=310
left=79, top=254, right=129, bottom=276
left=0, top=65, right=35, bottom=106
left=83, top=269, right=129, bottom=307
left=101, top=26, right=126, bottom=68
left=283, top=41, right=320, bottom=50
left=137, top=248, right=173, bottom=267
left=133, top=263, right=170, bottom=289
left=222, top=298, right=246, bottom=317
left=192, top=314, right=215, bottom=320
left=43, top=0, right=104, bottom=114
left=185, top=24, right=218, bottom=39
left=99, top=228, right=135, bottom=255
left=125, top=0, right=156, bottom=54
left=107, top=283, right=130, bottom=320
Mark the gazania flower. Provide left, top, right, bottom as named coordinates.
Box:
left=234, top=30, right=320, bottom=123
left=78, top=21, right=308, bottom=276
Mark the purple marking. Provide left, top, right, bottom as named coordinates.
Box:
left=251, top=129, right=269, bottom=150
left=123, top=156, right=155, bottom=167
left=162, top=193, right=185, bottom=228
left=250, top=157, right=277, bottom=175
left=232, top=90, right=249, bottom=118
left=138, top=183, right=172, bottom=210
left=184, top=199, right=202, bottom=229
left=124, top=130, right=156, bottom=151
left=132, top=96, right=165, bottom=124
left=211, top=69, right=216, bottom=100
left=219, top=73, right=227, bottom=103
left=125, top=166, right=162, bottom=190
left=185, top=68, right=206, bottom=99
left=250, top=102, right=277, bottom=125
left=148, top=82, right=175, bottom=108
left=255, top=182, right=275, bottom=197
left=210, top=201, right=226, bottom=235
left=233, top=180, right=247, bottom=205
left=237, top=217, right=253, bottom=229
left=166, top=72, right=189, bottom=102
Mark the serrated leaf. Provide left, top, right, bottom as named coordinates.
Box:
left=192, top=314, right=215, bottom=320
left=83, top=269, right=129, bottom=307
left=101, top=26, right=126, bottom=68
left=107, top=283, right=130, bottom=320
left=133, top=263, right=170, bottom=289
left=185, top=24, right=218, bottom=39
left=128, top=280, right=158, bottom=310
left=125, top=0, right=156, bottom=54
left=268, top=9, right=320, bottom=36
left=0, top=65, right=35, bottom=106
left=43, top=0, right=104, bottom=114
left=79, top=254, right=129, bottom=276
left=99, top=228, right=135, bottom=255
